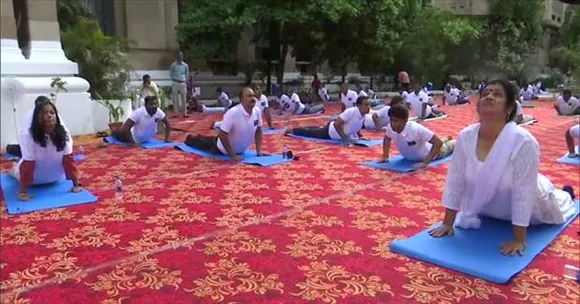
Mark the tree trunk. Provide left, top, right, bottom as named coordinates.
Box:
left=266, top=59, right=272, bottom=95
left=278, top=35, right=288, bottom=84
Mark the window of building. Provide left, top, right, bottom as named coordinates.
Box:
left=85, top=0, right=116, bottom=36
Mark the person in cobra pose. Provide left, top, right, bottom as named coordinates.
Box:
left=10, top=100, right=83, bottom=201
left=429, top=79, right=576, bottom=256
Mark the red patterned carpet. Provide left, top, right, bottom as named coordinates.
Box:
left=1, top=98, right=579, bottom=304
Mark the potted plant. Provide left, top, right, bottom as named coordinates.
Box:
left=95, top=98, right=125, bottom=132
left=50, top=77, right=68, bottom=103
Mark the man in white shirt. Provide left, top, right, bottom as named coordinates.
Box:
left=216, top=87, right=234, bottom=110
left=289, top=96, right=370, bottom=142
left=379, top=104, right=455, bottom=170
left=111, top=96, right=171, bottom=144
left=253, top=85, right=273, bottom=129
left=318, top=85, right=330, bottom=102
left=406, top=83, right=444, bottom=119
left=565, top=124, right=580, bottom=158
left=443, top=84, right=469, bottom=105
left=139, top=74, right=160, bottom=106
left=340, top=83, right=359, bottom=112
left=277, top=90, right=324, bottom=116
left=522, top=84, right=537, bottom=101
left=363, top=96, right=405, bottom=130
left=184, top=87, right=265, bottom=161
left=554, top=89, right=580, bottom=116
left=514, top=100, right=536, bottom=125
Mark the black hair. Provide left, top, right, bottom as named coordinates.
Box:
left=142, top=74, right=150, bottom=81
left=482, top=79, right=518, bottom=122
left=563, top=89, right=572, bottom=95
left=389, top=103, right=409, bottom=120
left=144, top=95, right=157, bottom=105
left=390, top=96, right=404, bottom=106
left=29, top=101, right=69, bottom=152
left=356, top=96, right=369, bottom=106
left=34, top=95, right=51, bottom=107
left=216, top=87, right=222, bottom=93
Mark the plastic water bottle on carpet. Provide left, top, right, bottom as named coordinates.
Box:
left=77, top=145, right=84, bottom=159
left=114, top=176, right=123, bottom=200
left=563, top=264, right=579, bottom=282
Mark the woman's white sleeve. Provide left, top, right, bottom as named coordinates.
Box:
left=511, top=140, right=540, bottom=227
left=441, top=134, right=467, bottom=210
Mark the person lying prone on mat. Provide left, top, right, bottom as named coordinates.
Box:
left=253, top=84, right=274, bottom=129
left=5, top=95, right=67, bottom=158
left=565, top=124, right=580, bottom=158
left=278, top=88, right=325, bottom=116
left=288, top=96, right=371, bottom=143
left=10, top=100, right=83, bottom=201
left=362, top=96, right=405, bottom=131
left=513, top=99, right=535, bottom=125
left=111, top=96, right=172, bottom=145
left=379, top=104, right=456, bottom=170
left=184, top=86, right=266, bottom=161
left=429, top=79, right=577, bottom=256
left=554, top=89, right=580, bottom=116
left=406, top=82, right=446, bottom=121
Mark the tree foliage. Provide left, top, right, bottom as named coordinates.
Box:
left=550, top=6, right=580, bottom=80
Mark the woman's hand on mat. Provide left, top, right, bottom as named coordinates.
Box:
left=500, top=240, right=526, bottom=256
left=429, top=224, right=454, bottom=237
left=71, top=186, right=83, bottom=193
left=231, top=155, right=242, bottom=162
left=17, top=192, right=32, bottom=201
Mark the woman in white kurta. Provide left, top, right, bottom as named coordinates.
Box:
left=12, top=100, right=82, bottom=201
left=430, top=79, right=576, bottom=256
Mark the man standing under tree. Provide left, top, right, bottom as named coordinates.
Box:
left=170, top=51, right=189, bottom=118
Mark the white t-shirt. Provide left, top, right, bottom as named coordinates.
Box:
left=278, top=94, right=292, bottom=112
left=21, top=109, right=66, bottom=134
left=570, top=124, right=580, bottom=139
left=318, top=87, right=330, bottom=101
left=290, top=92, right=306, bottom=114
left=129, top=107, right=166, bottom=143
left=406, top=91, right=432, bottom=118
left=18, top=125, right=74, bottom=184
left=445, top=88, right=461, bottom=105
left=385, top=121, right=435, bottom=161
left=358, top=90, right=368, bottom=98
left=556, top=96, right=579, bottom=115
left=329, top=107, right=364, bottom=140
left=515, top=100, right=523, bottom=117
left=341, top=90, right=359, bottom=109
left=218, top=92, right=232, bottom=108
left=523, top=85, right=534, bottom=100
left=216, top=104, right=262, bottom=155
left=363, top=105, right=391, bottom=129
left=256, top=94, right=269, bottom=111
left=401, top=91, right=410, bottom=101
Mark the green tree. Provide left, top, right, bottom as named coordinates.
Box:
left=549, top=6, right=580, bottom=83
left=396, top=6, right=480, bottom=86
left=56, top=0, right=93, bottom=31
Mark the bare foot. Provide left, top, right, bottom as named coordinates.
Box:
left=71, top=186, right=83, bottom=193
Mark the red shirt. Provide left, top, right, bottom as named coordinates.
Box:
left=398, top=71, right=410, bottom=84
left=311, top=79, right=322, bottom=90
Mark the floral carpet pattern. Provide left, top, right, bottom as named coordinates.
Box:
left=1, top=98, right=579, bottom=304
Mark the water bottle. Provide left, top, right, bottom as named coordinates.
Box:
left=563, top=264, right=579, bottom=281
left=282, top=144, right=289, bottom=159
left=77, top=145, right=84, bottom=159
left=114, top=176, right=123, bottom=200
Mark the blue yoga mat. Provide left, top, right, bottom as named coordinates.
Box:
left=174, top=144, right=292, bottom=167
left=286, top=134, right=382, bottom=147
left=3, top=153, right=85, bottom=162
left=104, top=137, right=174, bottom=149
left=390, top=200, right=580, bottom=284
left=362, top=155, right=452, bottom=172
left=0, top=174, right=98, bottom=215
left=557, top=154, right=580, bottom=166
